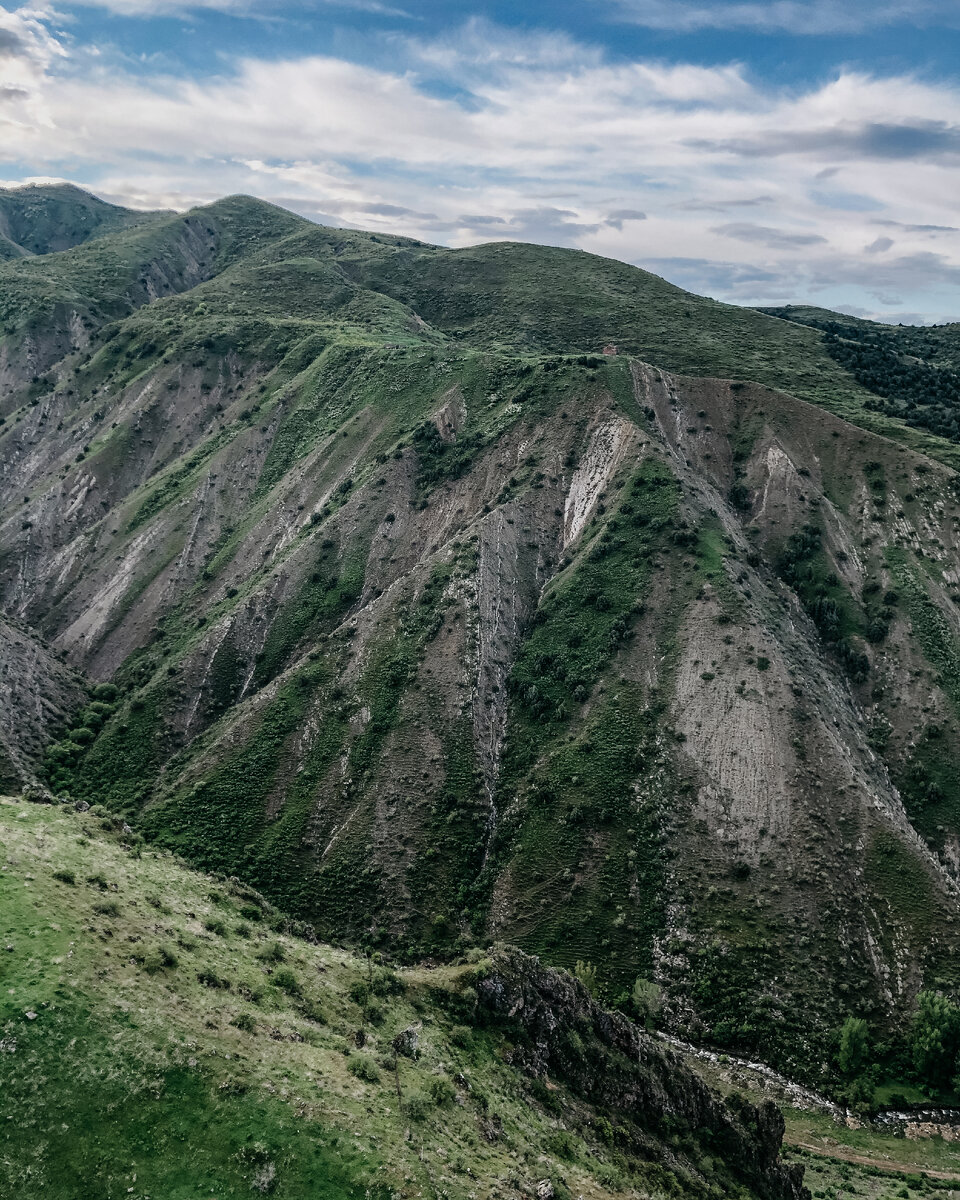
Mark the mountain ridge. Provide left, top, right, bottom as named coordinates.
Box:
left=3, top=183, right=960, bottom=1106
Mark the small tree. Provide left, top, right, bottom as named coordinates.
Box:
left=911, top=991, right=960, bottom=1092
left=632, top=977, right=662, bottom=1029
left=574, top=960, right=599, bottom=998
left=838, top=1016, right=870, bottom=1080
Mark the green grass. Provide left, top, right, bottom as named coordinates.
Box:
left=0, top=796, right=800, bottom=1200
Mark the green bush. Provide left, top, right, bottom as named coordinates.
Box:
left=52, top=868, right=76, bottom=884
left=143, top=945, right=178, bottom=973
left=911, top=991, right=960, bottom=1090
left=545, top=1131, right=578, bottom=1161
left=348, top=979, right=370, bottom=1006
left=271, top=968, right=302, bottom=997
left=426, top=1076, right=455, bottom=1106
left=371, top=967, right=403, bottom=996
left=404, top=1091, right=430, bottom=1121
left=197, top=970, right=231, bottom=990
left=299, top=997, right=326, bottom=1024
left=231, top=1011, right=257, bottom=1032
left=837, top=1016, right=870, bottom=1079
left=347, top=1055, right=380, bottom=1084
left=362, top=1001, right=385, bottom=1025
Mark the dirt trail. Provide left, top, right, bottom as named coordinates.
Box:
left=787, top=1139, right=960, bottom=1182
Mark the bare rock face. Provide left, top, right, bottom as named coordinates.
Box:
left=478, top=947, right=808, bottom=1200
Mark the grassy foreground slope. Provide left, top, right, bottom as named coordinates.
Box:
left=0, top=795, right=805, bottom=1200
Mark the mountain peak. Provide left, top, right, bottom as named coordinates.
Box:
left=0, top=180, right=167, bottom=258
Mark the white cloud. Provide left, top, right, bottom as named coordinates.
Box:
left=2, top=6, right=960, bottom=318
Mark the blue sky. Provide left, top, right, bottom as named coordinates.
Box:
left=2, top=1, right=960, bottom=321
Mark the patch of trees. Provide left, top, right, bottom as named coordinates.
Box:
left=836, top=991, right=960, bottom=1111
left=768, top=310, right=960, bottom=442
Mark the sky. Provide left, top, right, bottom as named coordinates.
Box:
left=2, top=2, right=960, bottom=322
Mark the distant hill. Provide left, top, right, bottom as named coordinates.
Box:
left=0, top=182, right=166, bottom=258
left=760, top=304, right=960, bottom=442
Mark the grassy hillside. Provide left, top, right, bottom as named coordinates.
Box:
left=0, top=794, right=805, bottom=1200
left=0, top=183, right=166, bottom=257
left=762, top=306, right=960, bottom=444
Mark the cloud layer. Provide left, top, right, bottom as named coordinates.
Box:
left=2, top=6, right=960, bottom=319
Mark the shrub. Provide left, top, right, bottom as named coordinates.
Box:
left=52, top=868, right=76, bottom=884
left=545, top=1131, right=578, bottom=1161
left=363, top=1001, right=385, bottom=1025
left=405, top=1091, right=430, bottom=1121
left=911, top=991, right=960, bottom=1090
left=197, top=970, right=231, bottom=990
left=258, top=942, right=285, bottom=963
left=347, top=1055, right=380, bottom=1084
left=450, top=1024, right=473, bottom=1048
left=143, top=945, right=178, bottom=973
left=93, top=900, right=120, bottom=917
left=231, top=1011, right=257, bottom=1032
left=204, top=919, right=227, bottom=936
left=348, top=979, right=371, bottom=1006
left=272, top=968, right=302, bottom=997
left=573, top=960, right=599, bottom=997
left=299, top=997, right=326, bottom=1024
left=371, top=967, right=404, bottom=996
left=427, top=1076, right=455, bottom=1106
left=631, top=977, right=662, bottom=1028
left=837, top=1016, right=870, bottom=1080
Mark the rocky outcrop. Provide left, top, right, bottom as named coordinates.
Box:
left=479, top=947, right=808, bottom=1200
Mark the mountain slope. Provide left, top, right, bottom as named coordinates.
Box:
left=0, top=616, right=85, bottom=791
left=760, top=305, right=960, bottom=443
left=3, top=188, right=960, bottom=1095
left=0, top=193, right=305, bottom=413
left=0, top=795, right=805, bottom=1200
left=0, top=183, right=166, bottom=259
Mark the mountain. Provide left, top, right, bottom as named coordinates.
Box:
left=0, top=795, right=804, bottom=1200
left=0, top=182, right=166, bottom=260
left=2, top=185, right=960, bottom=1105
